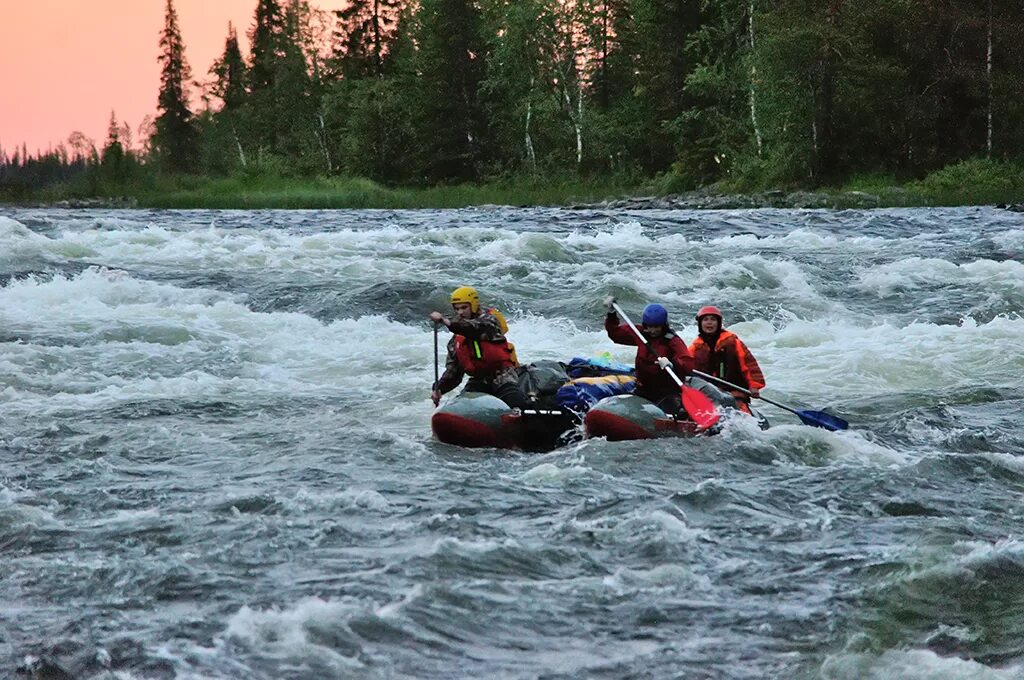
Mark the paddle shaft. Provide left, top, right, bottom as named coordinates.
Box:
left=433, top=323, right=440, bottom=385
left=610, top=302, right=683, bottom=387
left=691, top=369, right=799, bottom=416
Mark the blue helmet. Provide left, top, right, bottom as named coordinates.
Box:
left=641, top=303, right=668, bottom=326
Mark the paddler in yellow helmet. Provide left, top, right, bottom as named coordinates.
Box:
left=429, top=286, right=527, bottom=408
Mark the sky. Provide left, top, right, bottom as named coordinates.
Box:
left=0, top=0, right=343, bottom=156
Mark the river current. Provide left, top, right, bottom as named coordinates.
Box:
left=1, top=205, right=1023, bottom=679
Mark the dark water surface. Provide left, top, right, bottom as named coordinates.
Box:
left=1, top=206, right=1023, bottom=679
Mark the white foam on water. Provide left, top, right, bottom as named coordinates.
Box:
left=506, top=309, right=1024, bottom=407
left=0, top=217, right=58, bottom=265
left=733, top=315, right=1024, bottom=403
left=820, top=648, right=1020, bottom=680
left=708, top=227, right=893, bottom=253
left=223, top=597, right=366, bottom=670
left=520, top=462, right=594, bottom=485
left=0, top=485, right=64, bottom=532
left=874, top=537, right=1024, bottom=590
left=856, top=257, right=1024, bottom=298
left=3, top=251, right=1020, bottom=447
left=602, top=563, right=713, bottom=592
left=989, top=228, right=1024, bottom=251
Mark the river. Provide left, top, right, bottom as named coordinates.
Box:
left=1, top=205, right=1023, bottom=679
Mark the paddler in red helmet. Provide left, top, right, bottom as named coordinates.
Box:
left=689, top=305, right=765, bottom=415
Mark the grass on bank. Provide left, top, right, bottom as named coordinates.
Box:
left=3, top=157, right=1022, bottom=209
left=832, top=158, right=1024, bottom=207
left=132, top=173, right=641, bottom=209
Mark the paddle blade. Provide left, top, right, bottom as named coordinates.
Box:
left=681, top=386, right=721, bottom=430
left=796, top=409, right=849, bottom=432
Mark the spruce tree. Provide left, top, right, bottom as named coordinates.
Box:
left=210, top=23, right=248, bottom=110
left=153, top=0, right=197, bottom=172
left=412, top=0, right=489, bottom=181
left=250, top=0, right=290, bottom=93
left=102, top=111, right=129, bottom=183
left=332, top=0, right=403, bottom=79
left=246, top=0, right=321, bottom=162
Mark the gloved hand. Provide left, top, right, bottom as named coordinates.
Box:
left=602, top=295, right=616, bottom=312
left=656, top=356, right=672, bottom=370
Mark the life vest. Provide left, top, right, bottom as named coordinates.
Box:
left=453, top=307, right=518, bottom=375
left=689, top=330, right=765, bottom=398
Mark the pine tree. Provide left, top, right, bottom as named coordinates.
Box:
left=617, top=0, right=702, bottom=172
left=153, top=0, right=197, bottom=172
left=332, top=0, right=403, bottom=79
left=101, top=111, right=125, bottom=164
left=582, top=0, right=631, bottom=111
left=102, top=110, right=129, bottom=183
left=205, top=22, right=251, bottom=170
left=412, top=0, right=489, bottom=181
left=246, top=0, right=320, bottom=161
left=249, top=0, right=290, bottom=93
left=210, top=23, right=248, bottom=110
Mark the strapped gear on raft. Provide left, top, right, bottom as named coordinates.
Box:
left=695, top=305, right=723, bottom=322
left=641, top=303, right=668, bottom=327
left=450, top=286, right=480, bottom=314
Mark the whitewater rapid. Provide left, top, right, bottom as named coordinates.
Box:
left=1, top=205, right=1022, bottom=679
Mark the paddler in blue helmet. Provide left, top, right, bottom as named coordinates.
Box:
left=602, top=297, right=695, bottom=415
left=429, top=286, right=528, bottom=409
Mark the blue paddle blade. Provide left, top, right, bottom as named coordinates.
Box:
left=796, top=410, right=848, bottom=431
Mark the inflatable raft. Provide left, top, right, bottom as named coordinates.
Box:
left=431, top=357, right=629, bottom=451
left=431, top=358, right=765, bottom=450
left=582, top=394, right=700, bottom=440
left=431, top=392, right=581, bottom=451
left=583, top=377, right=769, bottom=440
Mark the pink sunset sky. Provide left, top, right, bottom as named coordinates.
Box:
left=0, top=0, right=344, bottom=156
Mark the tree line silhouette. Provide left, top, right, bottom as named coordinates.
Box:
left=3, top=0, right=1023, bottom=199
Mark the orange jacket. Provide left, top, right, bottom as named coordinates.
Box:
left=689, top=330, right=765, bottom=396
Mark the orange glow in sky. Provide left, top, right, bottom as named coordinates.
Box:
left=0, top=0, right=343, bottom=156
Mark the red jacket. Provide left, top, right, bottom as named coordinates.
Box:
left=605, top=316, right=694, bottom=397
left=689, top=330, right=765, bottom=396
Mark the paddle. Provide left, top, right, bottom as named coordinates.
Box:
left=433, top=322, right=440, bottom=383
left=432, top=322, right=440, bottom=407
left=610, top=301, right=720, bottom=430
left=691, top=369, right=849, bottom=432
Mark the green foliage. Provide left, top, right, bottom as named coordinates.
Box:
left=322, top=77, right=417, bottom=183
left=407, top=0, right=489, bottom=182
left=906, top=158, right=1024, bottom=204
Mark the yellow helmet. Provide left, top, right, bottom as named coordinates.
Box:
left=450, top=286, right=480, bottom=314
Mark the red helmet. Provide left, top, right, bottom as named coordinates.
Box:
left=695, top=305, right=723, bottom=322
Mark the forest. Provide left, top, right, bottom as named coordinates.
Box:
left=2, top=0, right=1024, bottom=207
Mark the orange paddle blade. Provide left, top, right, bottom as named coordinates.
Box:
left=681, top=385, right=721, bottom=430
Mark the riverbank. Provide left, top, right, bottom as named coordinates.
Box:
left=4, top=158, right=1023, bottom=210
